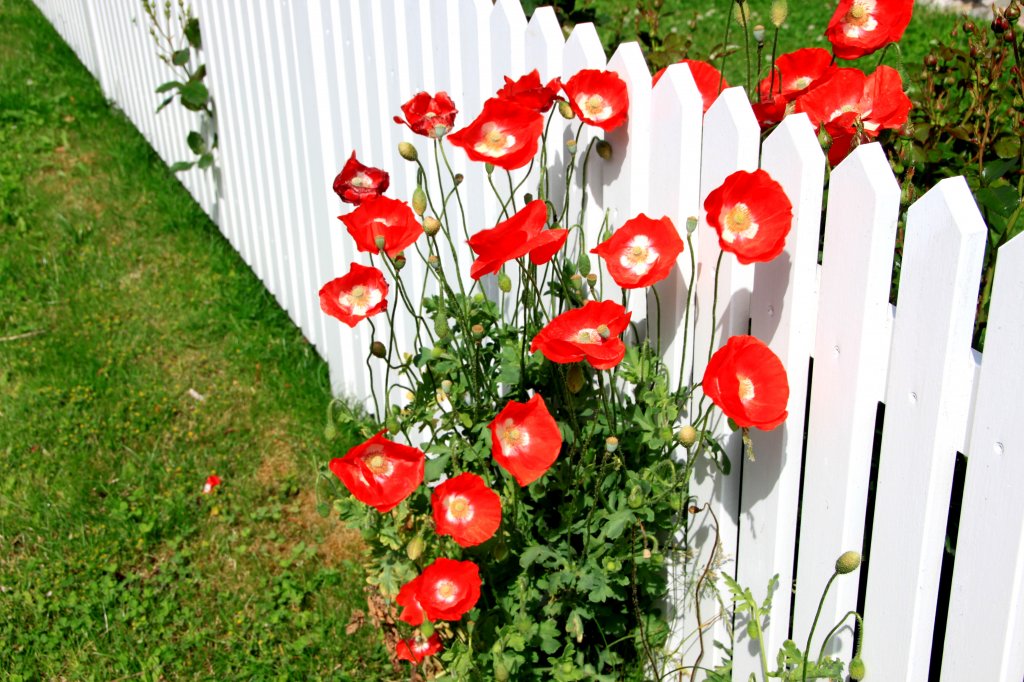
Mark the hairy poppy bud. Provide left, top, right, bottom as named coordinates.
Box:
left=1006, top=4, right=1020, bottom=20
left=498, top=272, right=512, bottom=293
left=605, top=436, right=619, bottom=453
left=770, top=0, right=787, bottom=27
left=566, top=364, right=586, bottom=393
left=595, top=139, right=612, bottom=160
left=558, top=100, right=574, bottom=119
left=746, top=619, right=759, bottom=641
left=485, top=162, right=495, bottom=175
left=423, top=216, right=441, bottom=237
left=454, top=173, right=464, bottom=185
left=412, top=187, right=427, bottom=215
left=849, top=658, right=865, bottom=680
left=427, top=254, right=440, bottom=269
left=370, top=341, right=387, bottom=358
left=836, top=551, right=862, bottom=575
left=393, top=252, right=407, bottom=270
left=406, top=536, right=424, bottom=561
left=324, top=423, right=337, bottom=440
left=398, top=141, right=418, bottom=161
left=523, top=193, right=533, bottom=204
left=677, top=425, right=698, bottom=447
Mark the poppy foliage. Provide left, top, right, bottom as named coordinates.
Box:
left=329, top=430, right=425, bottom=513
left=339, top=196, right=423, bottom=259
left=562, top=69, right=629, bottom=131
left=332, top=151, right=389, bottom=205
left=448, top=98, right=544, bottom=170
left=489, top=393, right=563, bottom=486
left=394, top=91, right=458, bottom=138
left=704, top=169, right=793, bottom=264
left=531, top=300, right=632, bottom=370
left=431, top=472, right=502, bottom=547
left=591, top=213, right=684, bottom=289
left=319, top=262, right=388, bottom=328
left=703, top=335, right=789, bottom=431
left=466, top=200, right=567, bottom=279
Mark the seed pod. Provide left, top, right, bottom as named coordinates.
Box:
left=412, top=187, right=427, bottom=216
left=374, top=235, right=386, bottom=251
left=849, top=658, right=866, bottom=680
left=398, top=141, right=418, bottom=161
left=406, top=536, right=424, bottom=561
left=677, top=425, right=698, bottom=447
left=370, top=341, right=387, bottom=358
left=558, top=100, right=575, bottom=119
left=423, top=216, right=441, bottom=237
left=770, top=0, right=787, bottom=27
left=596, top=139, right=613, bottom=160
left=835, top=551, right=862, bottom=575
left=605, top=436, right=619, bottom=453
left=498, top=272, right=512, bottom=292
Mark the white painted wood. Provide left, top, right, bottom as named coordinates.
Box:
left=942, top=232, right=1024, bottom=682
left=862, top=176, right=986, bottom=681
left=733, top=113, right=825, bottom=681
left=793, top=142, right=900, bottom=658
left=524, top=6, right=567, bottom=223
left=681, top=86, right=760, bottom=673
left=489, top=0, right=528, bottom=90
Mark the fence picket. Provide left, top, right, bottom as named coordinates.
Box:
left=793, top=142, right=900, bottom=658
left=732, top=113, right=825, bottom=681
left=941, top=232, right=1024, bottom=681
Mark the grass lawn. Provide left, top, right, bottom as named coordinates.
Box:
left=0, top=0, right=390, bottom=679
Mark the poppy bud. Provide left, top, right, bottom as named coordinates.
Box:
left=770, top=0, right=787, bottom=27
left=849, top=658, right=866, bottom=680
left=993, top=16, right=1009, bottom=33
left=835, top=551, right=862, bottom=574
left=1004, top=28, right=1016, bottom=42
left=485, top=162, right=495, bottom=175
left=627, top=485, right=643, bottom=508
left=398, top=141, right=418, bottom=161
left=746, top=619, right=759, bottom=641
left=423, top=216, right=441, bottom=236
left=430, top=345, right=444, bottom=359
left=677, top=425, right=698, bottom=447
left=523, top=193, right=533, bottom=204
left=393, top=252, right=407, bottom=270
left=412, top=187, right=427, bottom=216
left=454, top=173, right=464, bottom=185
left=558, top=100, right=575, bottom=119
left=686, top=216, right=699, bottom=233
left=566, top=139, right=578, bottom=154
left=753, top=24, right=765, bottom=44
left=406, top=536, right=424, bottom=561
left=924, top=53, right=938, bottom=67
left=324, top=423, right=337, bottom=440
left=434, top=315, right=450, bottom=338
left=498, top=272, right=512, bottom=292
left=492, top=537, right=509, bottom=561
left=427, top=254, right=440, bottom=269
left=386, top=415, right=400, bottom=433
left=374, top=235, right=387, bottom=250
left=577, top=252, right=591, bottom=277
left=420, top=619, right=435, bottom=638
left=370, top=341, right=387, bottom=358
left=566, top=364, right=586, bottom=393
left=586, top=273, right=597, bottom=286
left=595, top=139, right=613, bottom=160
left=605, top=436, right=619, bottom=453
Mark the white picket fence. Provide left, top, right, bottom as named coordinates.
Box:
left=34, top=1, right=1024, bottom=680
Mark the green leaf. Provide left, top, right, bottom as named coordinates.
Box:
left=424, top=453, right=449, bottom=482
left=994, top=135, right=1021, bottom=160
left=190, top=63, right=207, bottom=83
left=187, top=131, right=205, bottom=155
left=600, top=509, right=635, bottom=541
left=184, top=17, right=202, bottom=49
left=197, top=153, right=214, bottom=170
left=171, top=48, right=191, bottom=66
left=519, top=545, right=558, bottom=569
left=179, top=81, right=209, bottom=111
left=538, top=619, right=561, bottom=654
left=169, top=161, right=195, bottom=173
left=155, top=80, right=182, bottom=93
left=155, top=95, right=175, bottom=114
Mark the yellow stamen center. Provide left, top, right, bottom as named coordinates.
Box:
left=584, top=95, right=607, bottom=116
left=448, top=497, right=471, bottom=520
left=725, top=204, right=753, bottom=235
left=575, top=328, right=602, bottom=344
left=738, top=376, right=756, bottom=402
left=437, top=580, right=455, bottom=599
left=626, top=245, right=648, bottom=264
left=350, top=173, right=372, bottom=188
left=366, top=453, right=389, bottom=475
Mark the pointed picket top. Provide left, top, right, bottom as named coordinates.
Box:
left=793, top=141, right=900, bottom=658
left=732, top=111, right=824, bottom=682
left=563, top=21, right=606, bottom=75
left=489, top=0, right=528, bottom=88
left=649, top=62, right=704, bottom=392
left=942, top=231, right=1024, bottom=682
left=605, top=41, right=651, bottom=220
left=524, top=6, right=564, bottom=80
left=859, top=175, right=984, bottom=681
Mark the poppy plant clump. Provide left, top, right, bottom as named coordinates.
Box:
left=312, top=44, right=828, bottom=675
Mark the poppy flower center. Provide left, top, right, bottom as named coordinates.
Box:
left=792, top=76, right=812, bottom=90
left=619, top=235, right=660, bottom=275
left=475, top=123, right=517, bottom=156
left=578, top=94, right=612, bottom=121
left=847, top=2, right=868, bottom=23
left=722, top=203, right=760, bottom=242
left=447, top=495, right=474, bottom=521
left=497, top=419, right=530, bottom=453
left=366, top=453, right=390, bottom=476
left=842, top=0, right=877, bottom=34
left=435, top=580, right=458, bottom=603
left=738, top=375, right=756, bottom=402
left=575, top=328, right=603, bottom=344
left=350, top=173, right=372, bottom=188
left=340, top=284, right=381, bottom=315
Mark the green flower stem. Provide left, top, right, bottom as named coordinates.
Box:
left=436, top=140, right=472, bottom=243
left=816, top=610, right=864, bottom=666
left=717, top=0, right=733, bottom=95
left=751, top=610, right=771, bottom=682
left=365, top=318, right=383, bottom=420
left=738, top=2, right=753, bottom=96
left=652, top=285, right=663, bottom=361
left=768, top=25, right=781, bottom=98
left=676, top=232, right=697, bottom=395
left=802, top=570, right=840, bottom=682
left=506, top=170, right=518, bottom=214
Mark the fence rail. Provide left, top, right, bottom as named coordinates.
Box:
left=34, top=1, right=1024, bottom=679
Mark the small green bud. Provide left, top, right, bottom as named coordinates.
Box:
left=492, top=537, right=509, bottom=561
left=430, top=345, right=445, bottom=359
left=746, top=619, right=759, bottom=641
left=498, top=271, right=512, bottom=293
left=523, top=192, right=533, bottom=204
left=406, top=536, right=424, bottom=561
left=836, top=551, right=862, bottom=575
left=595, top=139, right=613, bottom=160
left=566, top=139, right=578, bottom=154
left=454, top=173, right=464, bottom=185
left=849, top=657, right=865, bottom=680
left=677, top=425, right=698, bottom=447
left=566, top=364, right=586, bottom=394
left=485, top=162, right=495, bottom=175
left=605, top=436, right=619, bottom=453
left=393, top=252, right=407, bottom=270
left=577, top=252, right=591, bottom=277
left=558, top=100, right=574, bottom=119
left=386, top=415, right=400, bottom=434
left=420, top=619, right=434, bottom=638
left=398, top=141, right=418, bottom=161
left=324, top=423, right=337, bottom=441
left=370, top=341, right=387, bottom=358
left=627, top=485, right=643, bottom=508
left=686, top=216, right=699, bottom=233
left=412, top=187, right=427, bottom=216
left=423, top=216, right=441, bottom=236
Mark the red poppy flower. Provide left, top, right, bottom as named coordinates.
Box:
left=416, top=558, right=481, bottom=622
left=752, top=89, right=789, bottom=131
left=339, top=196, right=423, bottom=259
left=703, top=335, right=789, bottom=431
left=590, top=213, right=684, bottom=289
left=496, top=69, right=562, bottom=113
left=825, top=0, right=914, bottom=61
left=562, top=69, right=629, bottom=131
left=431, top=472, right=502, bottom=547
left=448, top=98, right=544, bottom=170
left=332, top=151, right=390, bottom=205
left=319, top=263, right=388, bottom=328
left=703, top=169, right=793, bottom=264
left=653, top=59, right=728, bottom=114
left=329, top=430, right=425, bottom=513
left=530, top=300, right=632, bottom=370
left=466, top=200, right=567, bottom=279
left=796, top=66, right=911, bottom=164
left=396, top=576, right=427, bottom=626
left=489, top=394, right=563, bottom=486
left=396, top=634, right=442, bottom=664
left=394, top=91, right=458, bottom=138
left=774, top=48, right=836, bottom=99
left=202, top=475, right=221, bottom=494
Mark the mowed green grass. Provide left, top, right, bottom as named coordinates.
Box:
left=0, top=1, right=390, bottom=679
